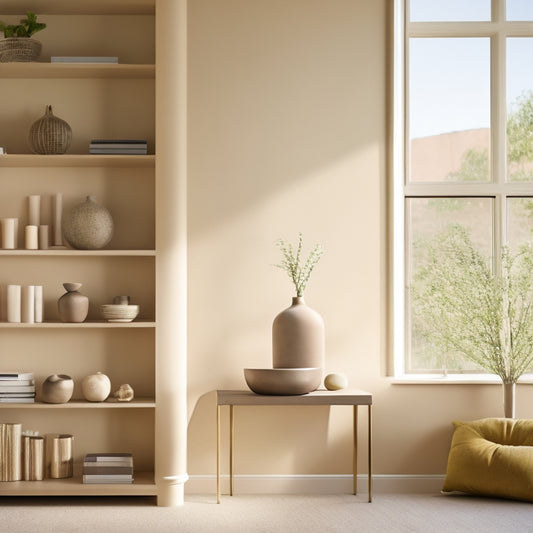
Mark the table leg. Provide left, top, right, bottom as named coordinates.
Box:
left=230, top=404, right=234, bottom=496
left=368, top=404, right=373, bottom=503
left=353, top=405, right=358, bottom=495
left=217, top=404, right=221, bottom=504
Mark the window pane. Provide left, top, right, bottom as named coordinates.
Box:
left=410, top=0, right=491, bottom=22
left=507, top=0, right=533, bottom=20
left=407, top=198, right=493, bottom=372
left=507, top=39, right=533, bottom=181
left=409, top=38, right=490, bottom=182
left=507, top=198, right=533, bottom=250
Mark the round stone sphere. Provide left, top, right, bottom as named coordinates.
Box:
left=324, top=372, right=348, bottom=391
left=82, top=372, right=111, bottom=402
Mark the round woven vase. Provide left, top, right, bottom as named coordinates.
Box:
left=0, top=37, right=41, bottom=62
left=29, top=105, right=72, bottom=154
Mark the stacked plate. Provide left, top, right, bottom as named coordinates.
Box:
left=100, top=304, right=139, bottom=323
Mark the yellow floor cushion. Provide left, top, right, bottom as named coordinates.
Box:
left=442, top=418, right=533, bottom=502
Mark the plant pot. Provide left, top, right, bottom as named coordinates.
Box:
left=0, top=37, right=41, bottom=62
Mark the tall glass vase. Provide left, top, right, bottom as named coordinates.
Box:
left=503, top=382, right=516, bottom=418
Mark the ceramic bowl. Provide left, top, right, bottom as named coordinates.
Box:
left=243, top=367, right=322, bottom=395
left=100, top=304, right=139, bottom=322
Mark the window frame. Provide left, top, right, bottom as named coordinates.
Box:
left=392, top=0, right=533, bottom=379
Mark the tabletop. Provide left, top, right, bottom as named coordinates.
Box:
left=216, top=389, right=373, bottom=406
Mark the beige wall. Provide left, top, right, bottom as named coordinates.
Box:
left=187, top=0, right=533, bottom=481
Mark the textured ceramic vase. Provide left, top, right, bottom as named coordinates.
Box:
left=57, top=283, right=89, bottom=323
left=62, top=195, right=113, bottom=250
left=272, top=296, right=325, bottom=370
left=41, top=374, right=74, bottom=404
left=82, top=372, right=111, bottom=402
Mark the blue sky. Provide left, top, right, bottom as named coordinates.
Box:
left=409, top=1, right=533, bottom=139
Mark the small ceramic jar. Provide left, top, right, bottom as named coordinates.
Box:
left=81, top=372, right=111, bottom=402
left=41, top=374, right=74, bottom=403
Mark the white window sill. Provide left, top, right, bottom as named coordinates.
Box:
left=390, top=374, right=533, bottom=385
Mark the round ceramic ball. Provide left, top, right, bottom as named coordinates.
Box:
left=82, top=371, right=111, bottom=402
left=324, top=373, right=348, bottom=391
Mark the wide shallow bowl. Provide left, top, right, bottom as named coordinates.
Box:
left=244, top=367, right=322, bottom=395
left=100, top=304, right=139, bottom=322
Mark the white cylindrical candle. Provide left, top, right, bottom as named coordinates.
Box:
left=2, top=218, right=18, bottom=249
left=34, top=285, right=43, bottom=323
left=25, top=225, right=38, bottom=250
left=21, top=285, right=35, bottom=323
left=28, top=195, right=40, bottom=226
left=7, top=285, right=21, bottom=323
left=38, top=225, right=49, bottom=250
left=53, top=193, right=63, bottom=246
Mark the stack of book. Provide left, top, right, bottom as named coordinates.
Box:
left=83, top=452, right=134, bottom=484
left=0, top=372, right=35, bottom=403
left=89, top=139, right=147, bottom=155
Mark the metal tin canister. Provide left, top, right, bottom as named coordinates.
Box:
left=46, top=433, right=73, bottom=478
left=23, top=435, right=44, bottom=481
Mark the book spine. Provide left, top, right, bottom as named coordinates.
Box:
left=83, top=466, right=133, bottom=475
left=0, top=423, right=22, bottom=481
left=0, top=372, right=34, bottom=380
left=51, top=56, right=119, bottom=63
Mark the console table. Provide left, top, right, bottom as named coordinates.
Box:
left=216, top=389, right=373, bottom=503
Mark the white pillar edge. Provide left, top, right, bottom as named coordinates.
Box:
left=155, top=0, right=188, bottom=507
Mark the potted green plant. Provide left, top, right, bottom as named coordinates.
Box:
left=0, top=12, right=46, bottom=62
left=411, top=224, right=533, bottom=417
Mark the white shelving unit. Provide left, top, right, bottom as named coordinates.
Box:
left=0, top=0, right=191, bottom=504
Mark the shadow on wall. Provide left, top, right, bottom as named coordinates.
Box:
left=188, top=391, right=358, bottom=477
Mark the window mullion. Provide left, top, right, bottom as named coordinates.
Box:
left=492, top=0, right=506, bottom=275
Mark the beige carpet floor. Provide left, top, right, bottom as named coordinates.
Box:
left=1, top=493, right=533, bottom=532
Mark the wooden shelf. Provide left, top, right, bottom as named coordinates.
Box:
left=0, top=154, right=155, bottom=168
left=0, top=472, right=156, bottom=496
left=0, top=1, right=155, bottom=15
left=0, top=320, right=155, bottom=328
left=0, top=62, right=155, bottom=79
left=0, top=399, right=156, bottom=409
left=0, top=249, right=155, bottom=256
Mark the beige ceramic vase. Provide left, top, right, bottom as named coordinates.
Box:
left=272, top=296, right=325, bottom=370
left=57, top=282, right=89, bottom=323
left=41, top=374, right=74, bottom=403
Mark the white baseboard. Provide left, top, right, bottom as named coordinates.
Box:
left=185, top=474, right=445, bottom=495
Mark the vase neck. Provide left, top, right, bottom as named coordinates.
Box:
left=292, top=296, right=305, bottom=305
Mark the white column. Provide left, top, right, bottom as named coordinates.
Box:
left=155, top=0, right=188, bottom=507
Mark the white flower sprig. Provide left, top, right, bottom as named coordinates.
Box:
left=275, top=233, right=323, bottom=297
